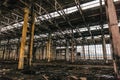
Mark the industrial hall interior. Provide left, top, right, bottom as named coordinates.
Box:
left=0, top=0, right=120, bottom=80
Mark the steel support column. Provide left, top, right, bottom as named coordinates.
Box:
left=105, top=0, right=120, bottom=56
left=105, top=0, right=120, bottom=77
left=43, top=46, right=46, bottom=60
left=18, top=8, right=29, bottom=69
left=102, top=36, right=107, bottom=61
left=82, top=45, right=85, bottom=60
left=16, top=39, right=20, bottom=60
left=2, top=45, right=5, bottom=60
left=66, top=39, right=69, bottom=61
left=71, top=40, right=75, bottom=63
left=28, top=13, right=36, bottom=67
left=52, top=46, right=56, bottom=60
left=94, top=44, right=97, bottom=60
left=46, top=43, right=48, bottom=60
left=8, top=48, right=11, bottom=60
left=32, top=45, right=37, bottom=61
left=41, top=45, right=44, bottom=60
left=47, top=34, right=51, bottom=62
left=88, top=45, right=90, bottom=59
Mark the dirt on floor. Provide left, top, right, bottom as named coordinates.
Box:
left=0, top=60, right=116, bottom=80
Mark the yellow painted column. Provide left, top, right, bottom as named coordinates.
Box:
left=46, top=43, right=48, bottom=60
left=47, top=34, right=51, bottom=62
left=18, top=8, right=29, bottom=69
left=28, top=13, right=36, bottom=67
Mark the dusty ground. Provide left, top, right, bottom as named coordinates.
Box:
left=0, top=60, right=116, bottom=80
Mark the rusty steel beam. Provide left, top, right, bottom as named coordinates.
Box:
left=105, top=0, right=120, bottom=56
left=18, top=8, right=29, bottom=69
left=105, top=0, right=120, bottom=78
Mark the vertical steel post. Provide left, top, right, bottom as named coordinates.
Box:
left=46, top=42, right=48, bottom=60
left=39, top=48, right=41, bottom=60
left=102, top=36, right=107, bottom=60
left=48, top=34, right=51, bottom=62
left=53, top=43, right=56, bottom=60
left=82, top=45, right=85, bottom=60
left=71, top=40, right=75, bottom=62
left=42, top=44, right=44, bottom=60
left=105, top=0, right=120, bottom=77
left=28, top=13, right=36, bottom=67
left=105, top=0, right=120, bottom=56
left=8, top=47, right=11, bottom=60
left=88, top=44, right=90, bottom=59
left=16, top=39, right=20, bottom=60
left=18, top=8, right=29, bottom=69
left=66, top=39, right=69, bottom=61
left=2, top=45, right=5, bottom=60
left=94, top=44, right=97, bottom=60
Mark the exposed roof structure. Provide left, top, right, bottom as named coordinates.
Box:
left=0, top=0, right=119, bottom=46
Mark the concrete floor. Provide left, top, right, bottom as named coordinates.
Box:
left=0, top=60, right=116, bottom=80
